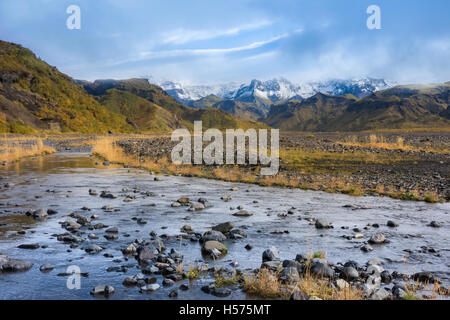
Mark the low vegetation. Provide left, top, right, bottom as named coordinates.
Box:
left=0, top=137, right=55, bottom=162
left=243, top=268, right=364, bottom=300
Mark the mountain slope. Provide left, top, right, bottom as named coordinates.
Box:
left=266, top=93, right=358, bottom=131
left=265, top=84, right=450, bottom=131
left=98, top=89, right=181, bottom=133
left=0, top=41, right=133, bottom=133
left=80, top=79, right=268, bottom=131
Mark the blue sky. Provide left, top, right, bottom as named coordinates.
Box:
left=1, top=0, right=449, bottom=84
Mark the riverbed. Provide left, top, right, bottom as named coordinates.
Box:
left=0, top=152, right=449, bottom=299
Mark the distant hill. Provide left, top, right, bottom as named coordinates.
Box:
left=0, top=41, right=132, bottom=133
left=265, top=84, right=450, bottom=131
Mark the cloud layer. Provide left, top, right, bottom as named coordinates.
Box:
left=0, top=0, right=449, bottom=84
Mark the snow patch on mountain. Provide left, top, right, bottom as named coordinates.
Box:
left=151, top=77, right=395, bottom=103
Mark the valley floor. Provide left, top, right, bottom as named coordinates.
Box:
left=1, top=131, right=449, bottom=202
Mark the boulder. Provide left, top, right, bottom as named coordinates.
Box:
left=262, top=246, right=280, bottom=262
left=201, top=241, right=228, bottom=258
left=369, top=233, right=386, bottom=244
left=343, top=266, right=359, bottom=281
left=137, top=246, right=156, bottom=262
left=233, top=210, right=252, bottom=217
left=315, top=219, right=333, bottom=229
left=201, top=230, right=226, bottom=243
left=0, top=255, right=33, bottom=273
left=91, top=285, right=115, bottom=296
left=212, top=222, right=234, bottom=234
left=310, top=261, right=334, bottom=278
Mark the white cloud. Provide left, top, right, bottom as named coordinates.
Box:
left=161, top=20, right=274, bottom=45
left=103, top=33, right=289, bottom=66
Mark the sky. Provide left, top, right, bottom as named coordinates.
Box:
left=0, top=0, right=449, bottom=85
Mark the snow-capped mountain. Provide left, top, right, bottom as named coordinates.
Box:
left=153, top=78, right=394, bottom=105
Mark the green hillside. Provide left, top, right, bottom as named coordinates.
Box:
left=265, top=84, right=450, bottom=131
left=0, top=40, right=132, bottom=133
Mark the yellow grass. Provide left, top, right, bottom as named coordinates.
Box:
left=0, top=138, right=55, bottom=162
left=91, top=137, right=446, bottom=203
left=243, top=268, right=364, bottom=300
left=340, top=134, right=450, bottom=153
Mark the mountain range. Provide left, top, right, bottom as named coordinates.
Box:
left=154, top=78, right=394, bottom=120
left=265, top=84, right=450, bottom=131
left=0, top=40, right=448, bottom=133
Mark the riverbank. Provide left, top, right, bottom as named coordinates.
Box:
left=81, top=132, right=450, bottom=203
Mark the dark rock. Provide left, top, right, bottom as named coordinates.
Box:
left=90, top=285, right=115, bottom=296
left=212, top=222, right=234, bottom=234
left=369, top=233, right=386, bottom=244
left=262, top=246, right=279, bottom=262
left=18, top=244, right=40, bottom=250
left=412, top=272, right=439, bottom=284
left=290, top=291, right=310, bottom=300
left=201, top=230, right=226, bottom=243
left=315, top=219, right=333, bottom=229
left=387, top=220, right=399, bottom=228
left=0, top=255, right=33, bottom=273
left=39, top=264, right=54, bottom=273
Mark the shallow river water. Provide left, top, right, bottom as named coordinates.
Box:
left=0, top=152, right=449, bottom=299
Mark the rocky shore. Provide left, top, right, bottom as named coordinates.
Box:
left=108, top=132, right=450, bottom=201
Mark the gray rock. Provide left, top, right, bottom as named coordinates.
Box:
left=290, top=291, right=310, bottom=300
left=315, top=219, right=333, bottom=229
left=380, top=271, right=392, bottom=284
left=428, top=221, right=442, bottom=228
left=212, top=222, right=234, bottom=234
left=211, top=287, right=231, bottom=297
left=201, top=241, right=228, bottom=257
left=30, top=209, right=47, bottom=219
left=0, top=255, right=33, bottom=273
left=180, top=225, right=194, bottom=233
left=39, top=264, right=54, bottom=273
left=370, top=288, right=391, bottom=300
left=122, top=243, right=137, bottom=255
left=279, top=266, right=300, bottom=283
left=85, top=244, right=103, bottom=254
left=137, top=246, right=156, bottom=262
left=189, top=202, right=205, bottom=211
left=233, top=210, right=252, bottom=217
left=177, top=197, right=190, bottom=205
left=262, top=246, right=280, bottom=262
left=91, top=285, right=115, bottom=296
left=369, top=233, right=386, bottom=244
left=412, top=271, right=439, bottom=284
left=140, top=283, right=160, bottom=292
left=343, top=266, right=359, bottom=281
left=387, top=220, right=399, bottom=228
left=105, top=227, right=118, bottom=233
left=310, top=261, right=334, bottom=278
left=62, top=220, right=81, bottom=231
left=122, top=277, right=137, bottom=286
left=201, top=230, right=226, bottom=243
left=335, top=279, right=350, bottom=290
left=229, top=229, right=247, bottom=239
left=361, top=244, right=373, bottom=252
